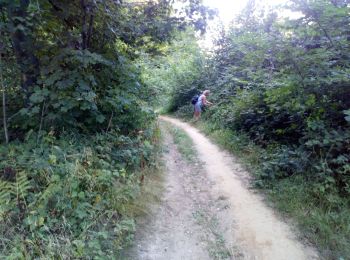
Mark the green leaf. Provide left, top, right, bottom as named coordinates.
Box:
left=96, top=115, right=105, bottom=123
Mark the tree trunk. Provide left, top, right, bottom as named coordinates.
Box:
left=87, top=13, right=94, bottom=49
left=0, top=54, right=9, bottom=144
left=7, top=0, right=40, bottom=106
left=81, top=0, right=88, bottom=50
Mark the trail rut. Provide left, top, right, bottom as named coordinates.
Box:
left=159, top=116, right=318, bottom=260
left=128, top=122, right=232, bottom=259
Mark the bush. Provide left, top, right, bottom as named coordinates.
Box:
left=0, top=125, right=159, bottom=259
left=175, top=104, right=195, bottom=119
left=258, top=146, right=310, bottom=180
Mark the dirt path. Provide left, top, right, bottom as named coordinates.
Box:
left=128, top=116, right=318, bottom=260
left=159, top=116, right=318, bottom=260
left=127, top=122, right=237, bottom=259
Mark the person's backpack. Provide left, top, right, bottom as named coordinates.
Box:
left=191, top=94, right=199, bottom=105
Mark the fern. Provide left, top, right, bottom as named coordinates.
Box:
left=13, top=173, right=31, bottom=205
left=0, top=181, right=11, bottom=204
left=0, top=173, right=32, bottom=221
left=0, top=180, right=11, bottom=221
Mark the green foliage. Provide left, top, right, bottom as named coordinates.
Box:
left=0, top=124, right=159, bottom=258
left=162, top=0, right=350, bottom=257
left=197, top=120, right=350, bottom=258
left=0, top=172, right=31, bottom=222
left=199, top=0, right=350, bottom=195
left=0, top=0, right=214, bottom=137
left=0, top=0, right=214, bottom=257
left=140, top=30, right=207, bottom=111
left=267, top=175, right=350, bottom=259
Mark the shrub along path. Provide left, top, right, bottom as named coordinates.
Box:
left=138, top=116, right=318, bottom=260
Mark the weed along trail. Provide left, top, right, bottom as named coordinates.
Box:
left=159, top=116, right=318, bottom=260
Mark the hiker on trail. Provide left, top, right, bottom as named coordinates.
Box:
left=193, top=90, right=213, bottom=120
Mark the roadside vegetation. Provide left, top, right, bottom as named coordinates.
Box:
left=164, top=122, right=197, bottom=162
left=196, top=120, right=350, bottom=259
left=142, top=0, right=350, bottom=258
left=1, top=0, right=349, bottom=258
left=0, top=0, right=214, bottom=258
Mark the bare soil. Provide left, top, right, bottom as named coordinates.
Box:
left=127, top=116, right=319, bottom=260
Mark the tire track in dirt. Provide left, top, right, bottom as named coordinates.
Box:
left=160, top=116, right=318, bottom=260
left=127, top=122, right=237, bottom=260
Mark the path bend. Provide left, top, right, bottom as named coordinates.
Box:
left=160, top=116, right=318, bottom=260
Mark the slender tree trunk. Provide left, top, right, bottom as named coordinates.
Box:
left=81, top=0, right=95, bottom=50
left=106, top=111, right=114, bottom=132
left=87, top=13, right=94, bottom=49
left=37, top=100, right=46, bottom=144
left=81, top=0, right=88, bottom=50
left=0, top=55, right=9, bottom=144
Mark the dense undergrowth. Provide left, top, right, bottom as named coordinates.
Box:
left=0, top=0, right=215, bottom=258
left=1, top=0, right=349, bottom=258
left=0, top=125, right=161, bottom=258
left=143, top=0, right=350, bottom=258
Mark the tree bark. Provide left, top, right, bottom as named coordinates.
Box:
left=0, top=54, right=9, bottom=144
left=81, top=0, right=88, bottom=50
left=87, top=13, right=94, bottom=49
left=37, top=100, right=46, bottom=144
left=8, top=0, right=40, bottom=106
left=106, top=111, right=114, bottom=132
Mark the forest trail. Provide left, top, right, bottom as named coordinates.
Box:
left=129, top=116, right=318, bottom=260
left=127, top=120, right=232, bottom=260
